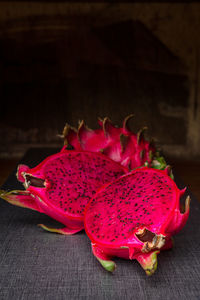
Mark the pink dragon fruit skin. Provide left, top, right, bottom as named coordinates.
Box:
left=62, top=115, right=156, bottom=170
left=84, top=167, right=190, bottom=275
left=0, top=148, right=128, bottom=234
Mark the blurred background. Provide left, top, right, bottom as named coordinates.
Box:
left=0, top=1, right=200, bottom=193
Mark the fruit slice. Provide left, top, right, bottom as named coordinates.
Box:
left=0, top=149, right=127, bottom=234
left=84, top=167, right=190, bottom=275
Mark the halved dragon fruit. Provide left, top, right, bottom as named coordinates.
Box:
left=62, top=115, right=157, bottom=170
left=0, top=148, right=128, bottom=234
left=84, top=167, right=190, bottom=275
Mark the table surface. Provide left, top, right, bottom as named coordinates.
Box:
left=0, top=148, right=200, bottom=300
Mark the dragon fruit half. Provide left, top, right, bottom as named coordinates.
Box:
left=84, top=167, right=190, bottom=275
left=0, top=148, right=127, bottom=234
left=62, top=115, right=158, bottom=170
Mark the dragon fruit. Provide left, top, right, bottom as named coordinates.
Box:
left=84, top=167, right=190, bottom=275
left=62, top=115, right=157, bottom=170
left=0, top=148, right=128, bottom=234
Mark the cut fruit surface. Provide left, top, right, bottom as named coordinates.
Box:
left=1, top=149, right=127, bottom=234
left=84, top=167, right=190, bottom=275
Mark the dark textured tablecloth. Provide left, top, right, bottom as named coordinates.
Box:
left=0, top=148, right=199, bottom=300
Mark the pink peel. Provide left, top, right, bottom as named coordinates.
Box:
left=38, top=224, right=83, bottom=235
left=62, top=116, right=156, bottom=170
left=135, top=250, right=159, bottom=276
left=92, top=243, right=116, bottom=272
left=0, top=190, right=40, bottom=212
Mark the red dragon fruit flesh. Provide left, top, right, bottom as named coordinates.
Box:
left=0, top=148, right=128, bottom=234
left=84, top=167, right=190, bottom=275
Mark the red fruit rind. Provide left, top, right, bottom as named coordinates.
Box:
left=92, top=243, right=116, bottom=272
left=62, top=116, right=155, bottom=169
left=135, top=250, right=159, bottom=276
left=0, top=190, right=40, bottom=211
left=38, top=224, right=82, bottom=235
